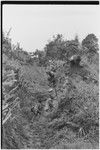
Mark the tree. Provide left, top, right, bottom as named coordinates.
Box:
left=45, top=34, right=80, bottom=61
left=33, top=49, right=47, bottom=66
left=82, top=34, right=99, bottom=53
left=2, top=32, right=12, bottom=54
left=64, top=40, right=80, bottom=59
left=45, top=34, right=65, bottom=60
left=74, top=35, right=79, bottom=44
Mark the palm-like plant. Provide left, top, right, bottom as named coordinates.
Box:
left=2, top=68, right=20, bottom=125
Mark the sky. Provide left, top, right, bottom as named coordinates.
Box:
left=3, top=5, right=100, bottom=52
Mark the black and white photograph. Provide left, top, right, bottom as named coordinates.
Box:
left=1, top=1, right=99, bottom=149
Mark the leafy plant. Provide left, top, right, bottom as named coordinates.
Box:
left=2, top=32, right=99, bottom=149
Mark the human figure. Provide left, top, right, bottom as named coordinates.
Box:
left=46, top=71, right=57, bottom=87
left=44, top=98, right=53, bottom=112
left=14, top=68, right=20, bottom=80
left=63, top=76, right=69, bottom=88
left=70, top=55, right=81, bottom=66
left=31, top=103, right=41, bottom=115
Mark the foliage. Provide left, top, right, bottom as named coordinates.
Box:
left=82, top=33, right=99, bottom=53
left=2, top=32, right=99, bottom=149
left=45, top=34, right=80, bottom=61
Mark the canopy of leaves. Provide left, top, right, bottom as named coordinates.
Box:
left=45, top=34, right=81, bottom=61
left=82, top=33, right=99, bottom=53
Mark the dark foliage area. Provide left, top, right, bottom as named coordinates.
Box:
left=2, top=32, right=99, bottom=149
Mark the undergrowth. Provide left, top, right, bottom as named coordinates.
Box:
left=2, top=32, right=99, bottom=149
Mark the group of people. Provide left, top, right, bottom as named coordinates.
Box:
left=31, top=55, right=81, bottom=116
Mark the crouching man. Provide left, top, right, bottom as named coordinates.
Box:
left=44, top=98, right=53, bottom=112
left=31, top=102, right=41, bottom=116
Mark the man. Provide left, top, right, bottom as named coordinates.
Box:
left=31, top=102, right=41, bottom=115
left=46, top=70, right=57, bottom=88
left=70, top=55, right=81, bottom=66
left=44, top=97, right=54, bottom=113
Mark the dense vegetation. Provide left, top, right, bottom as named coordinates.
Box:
left=2, top=32, right=99, bottom=149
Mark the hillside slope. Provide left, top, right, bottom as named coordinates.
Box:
left=2, top=33, right=99, bottom=149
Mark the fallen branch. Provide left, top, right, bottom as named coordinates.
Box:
left=2, top=111, right=11, bottom=125
left=9, top=85, right=19, bottom=94
left=48, top=119, right=80, bottom=130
